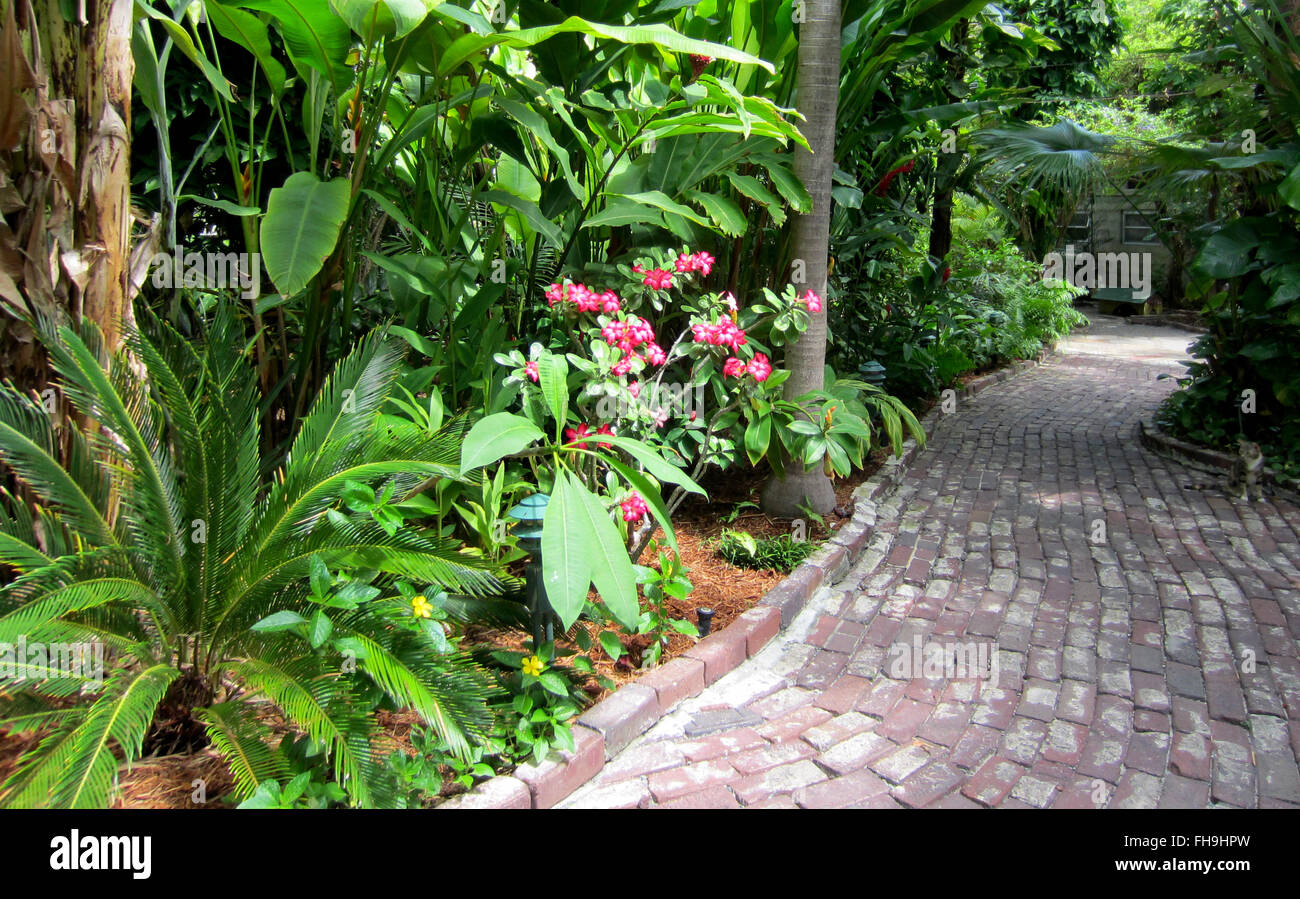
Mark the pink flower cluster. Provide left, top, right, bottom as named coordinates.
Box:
left=546, top=282, right=621, bottom=314
left=601, top=315, right=666, bottom=375
left=723, top=352, right=772, bottom=382
left=620, top=492, right=648, bottom=523
left=691, top=319, right=747, bottom=351
left=641, top=268, right=674, bottom=291
left=524, top=361, right=539, bottom=382
left=675, top=251, right=715, bottom=277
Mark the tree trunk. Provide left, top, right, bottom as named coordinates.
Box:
left=762, top=0, right=840, bottom=518
left=926, top=23, right=966, bottom=263
left=0, top=0, right=134, bottom=385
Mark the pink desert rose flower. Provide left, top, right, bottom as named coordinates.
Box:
left=524, top=361, right=539, bottom=382
left=651, top=407, right=670, bottom=428
left=646, top=343, right=667, bottom=366
left=643, top=268, right=675, bottom=291
left=691, top=319, right=747, bottom=351
left=723, top=357, right=747, bottom=378
left=675, top=252, right=715, bottom=278
left=799, top=289, right=823, bottom=313
left=628, top=381, right=641, bottom=398
left=602, top=315, right=656, bottom=353
left=621, top=492, right=648, bottom=523
left=595, top=424, right=616, bottom=449
left=600, top=290, right=621, bottom=313
left=611, top=352, right=642, bottom=376
left=747, top=353, right=772, bottom=382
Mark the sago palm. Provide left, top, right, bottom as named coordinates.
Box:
left=0, top=307, right=507, bottom=808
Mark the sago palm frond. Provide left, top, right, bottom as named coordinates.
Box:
left=225, top=657, right=379, bottom=808
left=50, top=663, right=180, bottom=809
left=0, top=388, right=115, bottom=548
left=196, top=700, right=286, bottom=801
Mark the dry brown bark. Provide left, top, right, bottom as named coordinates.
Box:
left=0, top=0, right=136, bottom=396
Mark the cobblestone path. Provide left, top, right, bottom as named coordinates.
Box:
left=560, top=318, right=1300, bottom=808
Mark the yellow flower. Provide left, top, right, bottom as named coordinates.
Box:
left=521, top=655, right=544, bottom=677
left=410, top=595, right=433, bottom=619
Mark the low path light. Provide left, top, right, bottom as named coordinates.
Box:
left=858, top=360, right=887, bottom=388
left=508, top=493, right=557, bottom=650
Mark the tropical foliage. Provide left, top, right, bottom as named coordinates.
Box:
left=7, top=0, right=1281, bottom=810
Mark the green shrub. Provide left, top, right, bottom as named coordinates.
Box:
left=0, top=308, right=512, bottom=808
left=712, top=530, right=815, bottom=572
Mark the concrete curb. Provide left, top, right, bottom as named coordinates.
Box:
left=442, top=355, right=1049, bottom=809
left=1138, top=416, right=1300, bottom=504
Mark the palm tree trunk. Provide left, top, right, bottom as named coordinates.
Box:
left=0, top=0, right=134, bottom=365
left=762, top=0, right=840, bottom=517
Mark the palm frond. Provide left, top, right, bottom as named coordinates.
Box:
left=197, top=700, right=285, bottom=801
left=0, top=387, right=115, bottom=546
left=974, top=119, right=1115, bottom=199
left=50, top=663, right=179, bottom=808
left=226, top=657, right=379, bottom=807
left=335, top=629, right=494, bottom=756
left=46, top=324, right=186, bottom=591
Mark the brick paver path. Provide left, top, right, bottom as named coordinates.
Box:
left=561, top=317, right=1300, bottom=808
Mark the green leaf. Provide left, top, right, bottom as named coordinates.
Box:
left=537, top=354, right=570, bottom=438
left=259, top=173, right=351, bottom=298
left=1280, top=162, right=1300, bottom=211
left=539, top=671, right=569, bottom=696
left=685, top=189, right=747, bottom=237
left=252, top=610, right=310, bottom=632
left=308, top=610, right=333, bottom=648
left=744, top=415, right=771, bottom=465
left=540, top=470, right=592, bottom=630
left=133, top=0, right=234, bottom=101
left=308, top=555, right=332, bottom=598
left=604, top=191, right=711, bottom=228
left=178, top=194, right=261, bottom=217
left=1195, top=222, right=1258, bottom=279
left=481, top=189, right=563, bottom=247
left=569, top=479, right=639, bottom=630
left=761, top=159, right=812, bottom=213
left=206, top=2, right=287, bottom=95
left=460, top=413, right=546, bottom=473
left=725, top=172, right=786, bottom=226
left=599, top=630, right=623, bottom=661
left=240, top=0, right=354, bottom=91
left=329, top=0, right=437, bottom=39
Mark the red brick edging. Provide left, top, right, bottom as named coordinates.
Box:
left=439, top=357, right=1046, bottom=808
